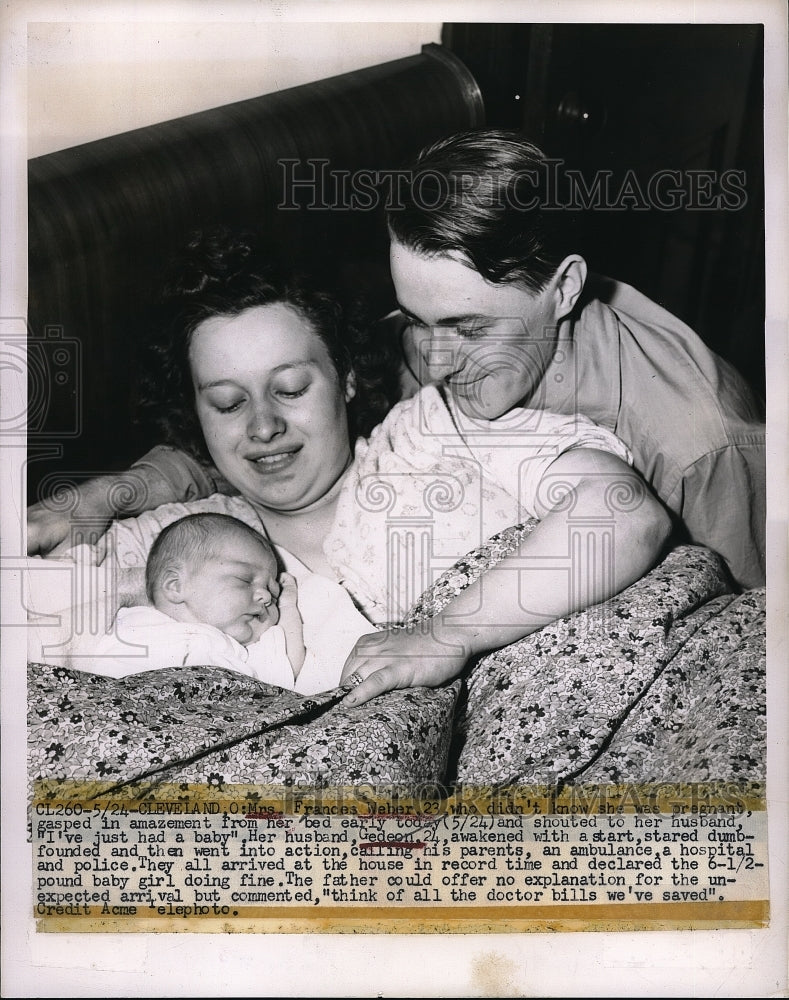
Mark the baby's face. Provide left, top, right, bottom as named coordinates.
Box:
left=179, top=533, right=280, bottom=645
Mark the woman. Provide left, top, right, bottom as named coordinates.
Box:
left=35, top=231, right=671, bottom=706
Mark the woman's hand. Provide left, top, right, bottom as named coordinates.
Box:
left=340, top=624, right=469, bottom=707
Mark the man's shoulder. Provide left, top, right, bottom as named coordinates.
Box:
left=570, top=276, right=764, bottom=491
left=576, top=274, right=699, bottom=345
left=575, top=276, right=762, bottom=429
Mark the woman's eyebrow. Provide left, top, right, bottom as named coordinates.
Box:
left=436, top=314, right=487, bottom=326
left=197, top=363, right=314, bottom=390
left=197, top=379, right=242, bottom=390
left=398, top=305, right=427, bottom=325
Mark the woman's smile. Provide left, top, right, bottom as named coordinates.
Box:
left=246, top=446, right=302, bottom=472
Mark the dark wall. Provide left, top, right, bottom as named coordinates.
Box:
left=28, top=26, right=765, bottom=505
left=27, top=44, right=484, bottom=500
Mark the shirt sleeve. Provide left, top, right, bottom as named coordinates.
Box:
left=670, top=436, right=765, bottom=590
left=131, top=445, right=233, bottom=502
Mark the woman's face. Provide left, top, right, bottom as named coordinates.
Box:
left=189, top=303, right=355, bottom=514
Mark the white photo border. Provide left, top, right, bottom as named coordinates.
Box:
left=2, top=1, right=787, bottom=996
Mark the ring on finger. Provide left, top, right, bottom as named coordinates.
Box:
left=347, top=670, right=364, bottom=688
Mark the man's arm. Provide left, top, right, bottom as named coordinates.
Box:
left=341, top=449, right=672, bottom=705
left=27, top=445, right=227, bottom=556
left=675, top=436, right=766, bottom=590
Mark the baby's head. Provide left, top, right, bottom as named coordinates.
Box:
left=146, top=513, right=280, bottom=645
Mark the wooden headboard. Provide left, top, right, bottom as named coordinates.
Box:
left=27, top=43, right=483, bottom=498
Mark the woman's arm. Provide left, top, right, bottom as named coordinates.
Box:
left=341, top=449, right=672, bottom=705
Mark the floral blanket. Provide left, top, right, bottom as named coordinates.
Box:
left=28, top=535, right=766, bottom=795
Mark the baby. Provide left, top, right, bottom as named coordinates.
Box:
left=133, top=512, right=306, bottom=679
left=77, top=512, right=374, bottom=693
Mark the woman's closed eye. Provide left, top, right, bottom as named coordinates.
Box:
left=273, top=379, right=311, bottom=399
left=207, top=394, right=246, bottom=414
left=206, top=381, right=309, bottom=411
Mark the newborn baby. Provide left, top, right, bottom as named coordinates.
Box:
left=73, top=511, right=375, bottom=693
left=141, top=511, right=305, bottom=672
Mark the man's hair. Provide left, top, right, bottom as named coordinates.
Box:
left=137, top=228, right=400, bottom=461
left=145, top=512, right=274, bottom=602
left=387, top=129, right=573, bottom=292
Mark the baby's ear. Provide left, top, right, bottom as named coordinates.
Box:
left=158, top=566, right=186, bottom=605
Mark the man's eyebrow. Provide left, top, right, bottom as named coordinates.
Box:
left=397, top=304, right=426, bottom=325
left=398, top=304, right=488, bottom=327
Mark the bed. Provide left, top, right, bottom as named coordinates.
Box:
left=27, top=46, right=766, bottom=801
left=29, top=529, right=766, bottom=801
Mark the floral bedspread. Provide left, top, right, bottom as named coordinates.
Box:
left=28, top=534, right=766, bottom=794
left=454, top=545, right=765, bottom=786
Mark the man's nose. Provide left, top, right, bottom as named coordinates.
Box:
left=422, top=330, right=462, bottom=380
left=247, top=400, right=285, bottom=441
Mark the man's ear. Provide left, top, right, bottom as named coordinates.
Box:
left=552, top=255, right=588, bottom=320
left=344, top=369, right=357, bottom=403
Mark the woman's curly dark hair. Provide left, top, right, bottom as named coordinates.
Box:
left=137, top=229, right=400, bottom=463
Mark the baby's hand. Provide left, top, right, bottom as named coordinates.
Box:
left=277, top=573, right=305, bottom=675
left=278, top=572, right=299, bottom=609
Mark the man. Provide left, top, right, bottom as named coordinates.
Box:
left=29, top=130, right=765, bottom=589
left=385, top=130, right=765, bottom=590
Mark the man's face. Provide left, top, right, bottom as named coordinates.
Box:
left=390, top=239, right=562, bottom=419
